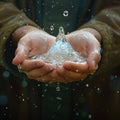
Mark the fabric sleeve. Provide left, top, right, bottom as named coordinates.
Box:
left=79, top=6, right=120, bottom=75
left=0, top=2, right=38, bottom=77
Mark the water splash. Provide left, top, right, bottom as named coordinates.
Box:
left=31, top=27, right=86, bottom=67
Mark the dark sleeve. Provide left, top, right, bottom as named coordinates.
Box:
left=0, top=2, right=38, bottom=76
left=79, top=6, right=120, bottom=75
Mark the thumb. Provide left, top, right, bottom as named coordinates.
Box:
left=12, top=45, right=29, bottom=65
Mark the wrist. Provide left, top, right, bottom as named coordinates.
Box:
left=12, top=25, right=39, bottom=42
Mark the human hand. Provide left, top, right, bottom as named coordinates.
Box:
left=55, top=28, right=102, bottom=82
left=12, top=26, right=101, bottom=83
left=12, top=25, right=56, bottom=81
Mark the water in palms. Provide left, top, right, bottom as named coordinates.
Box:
left=31, top=27, right=86, bottom=67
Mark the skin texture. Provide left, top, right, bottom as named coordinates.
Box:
left=12, top=25, right=101, bottom=83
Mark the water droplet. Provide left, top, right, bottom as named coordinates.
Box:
left=63, top=10, right=69, bottom=17
left=65, top=87, right=69, bottom=90
left=85, top=84, right=89, bottom=87
left=110, top=74, right=114, bottom=80
left=20, top=15, right=23, bottom=18
left=44, top=89, right=47, bottom=92
left=56, top=97, right=62, bottom=100
left=21, top=93, right=24, bottom=96
left=41, top=94, right=45, bottom=97
left=0, top=95, right=8, bottom=106
left=88, top=9, right=91, bottom=12
left=72, top=88, right=75, bottom=91
left=51, top=5, right=54, bottom=8
left=21, top=80, right=28, bottom=88
left=96, top=87, right=101, bottom=93
left=97, top=88, right=100, bottom=91
left=117, top=91, right=120, bottom=94
left=45, top=83, right=48, bottom=87
left=56, top=83, right=61, bottom=91
left=88, top=114, right=92, bottom=119
left=37, top=1, right=40, bottom=4
left=33, top=104, right=38, bottom=108
left=75, top=103, right=78, bottom=106
left=114, top=75, right=118, bottom=79
left=71, top=5, right=74, bottom=8
left=3, top=36, right=6, bottom=40
left=106, top=14, right=109, bottom=17
left=50, top=25, right=54, bottom=31
left=76, top=112, right=80, bottom=116
left=56, top=86, right=60, bottom=92
left=60, top=44, right=66, bottom=50
left=28, top=9, right=30, bottom=11
left=57, top=104, right=62, bottom=110
left=3, top=71, right=10, bottom=78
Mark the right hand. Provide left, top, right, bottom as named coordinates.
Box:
left=12, top=25, right=57, bottom=81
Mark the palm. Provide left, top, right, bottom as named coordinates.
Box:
left=12, top=30, right=55, bottom=65
left=21, top=31, right=55, bottom=57
left=66, top=30, right=101, bottom=58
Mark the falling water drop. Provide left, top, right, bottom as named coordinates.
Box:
left=63, top=10, right=69, bottom=17
left=85, top=84, right=89, bottom=87
left=56, top=83, right=61, bottom=92
left=88, top=114, right=92, bottom=119
left=50, top=25, right=54, bottom=31
left=3, top=71, right=10, bottom=78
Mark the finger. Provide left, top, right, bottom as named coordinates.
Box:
left=87, top=51, right=101, bottom=72
left=56, top=66, right=88, bottom=82
left=38, top=70, right=66, bottom=83
left=63, top=61, right=88, bottom=73
left=26, top=63, right=54, bottom=79
left=12, top=45, right=28, bottom=65
left=19, top=59, right=45, bottom=72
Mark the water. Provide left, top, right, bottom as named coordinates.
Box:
left=63, top=10, right=69, bottom=17
left=31, top=27, right=86, bottom=67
